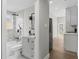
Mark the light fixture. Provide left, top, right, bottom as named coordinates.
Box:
left=55, top=7, right=58, bottom=10
left=50, top=0, right=53, bottom=4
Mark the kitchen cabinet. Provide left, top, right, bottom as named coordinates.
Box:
left=66, top=5, right=78, bottom=32
left=66, top=8, right=73, bottom=32
left=66, top=7, right=71, bottom=25
left=66, top=6, right=78, bottom=25
left=64, top=33, right=78, bottom=53
left=70, top=6, right=78, bottom=25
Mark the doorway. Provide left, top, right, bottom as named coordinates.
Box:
left=53, top=17, right=65, bottom=52
left=49, top=18, right=53, bottom=52
left=49, top=0, right=78, bottom=58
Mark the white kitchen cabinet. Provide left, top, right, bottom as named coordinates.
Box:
left=64, top=33, right=78, bottom=53
left=66, top=8, right=71, bottom=31
left=70, top=6, right=78, bottom=25
left=66, top=7, right=71, bottom=25
left=66, top=5, right=78, bottom=32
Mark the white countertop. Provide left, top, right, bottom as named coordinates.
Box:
left=64, top=33, right=78, bottom=35
left=22, top=36, right=36, bottom=39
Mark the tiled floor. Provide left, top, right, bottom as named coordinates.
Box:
left=7, top=54, right=29, bottom=59
left=17, top=55, right=29, bottom=59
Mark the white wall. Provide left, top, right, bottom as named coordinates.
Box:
left=35, top=0, right=49, bottom=59
left=55, top=9, right=66, bottom=17
left=2, top=0, right=7, bottom=59
left=39, top=0, right=49, bottom=59
left=34, top=1, right=40, bottom=59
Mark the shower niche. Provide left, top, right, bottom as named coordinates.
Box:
left=22, top=12, right=36, bottom=59
left=29, top=13, right=35, bottom=36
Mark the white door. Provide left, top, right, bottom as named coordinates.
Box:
left=58, top=23, right=64, bottom=37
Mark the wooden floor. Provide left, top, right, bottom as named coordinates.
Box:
left=49, top=37, right=77, bottom=59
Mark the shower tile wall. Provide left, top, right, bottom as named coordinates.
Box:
left=16, top=6, right=35, bottom=59
left=17, top=6, right=35, bottom=37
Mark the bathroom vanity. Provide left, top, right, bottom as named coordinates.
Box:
left=22, top=36, right=36, bottom=59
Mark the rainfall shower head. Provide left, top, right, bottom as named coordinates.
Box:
left=7, top=11, right=19, bottom=16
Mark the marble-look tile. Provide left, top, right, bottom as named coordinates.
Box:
left=17, top=55, right=29, bottom=59
left=7, top=54, right=30, bottom=59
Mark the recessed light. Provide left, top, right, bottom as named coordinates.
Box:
left=50, top=1, right=53, bottom=4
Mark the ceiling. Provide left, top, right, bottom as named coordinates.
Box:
left=7, top=0, right=35, bottom=12
left=7, top=0, right=78, bottom=12
left=50, top=0, right=78, bottom=9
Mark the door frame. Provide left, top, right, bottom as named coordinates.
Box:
left=2, top=0, right=7, bottom=59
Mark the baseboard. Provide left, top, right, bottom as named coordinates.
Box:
left=44, top=53, right=49, bottom=59
left=65, top=50, right=77, bottom=55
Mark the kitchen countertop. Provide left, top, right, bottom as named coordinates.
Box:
left=22, top=36, right=36, bottom=39
left=64, top=33, right=78, bottom=35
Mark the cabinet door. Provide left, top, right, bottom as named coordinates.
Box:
left=66, top=8, right=71, bottom=24
left=70, top=6, right=78, bottom=25
left=64, top=34, right=78, bottom=52
left=29, top=39, right=34, bottom=58
left=22, top=37, right=35, bottom=59
left=66, top=8, right=71, bottom=32
left=22, top=37, right=31, bottom=58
